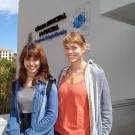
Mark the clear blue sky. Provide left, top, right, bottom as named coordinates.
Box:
left=0, top=0, right=19, bottom=52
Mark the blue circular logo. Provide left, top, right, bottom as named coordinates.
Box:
left=71, top=8, right=88, bottom=31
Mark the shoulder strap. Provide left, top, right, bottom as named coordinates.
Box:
left=12, top=81, right=16, bottom=96
left=46, top=78, right=56, bottom=97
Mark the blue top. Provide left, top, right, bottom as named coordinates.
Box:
left=6, top=78, right=58, bottom=135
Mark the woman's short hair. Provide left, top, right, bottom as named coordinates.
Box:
left=63, top=31, right=89, bottom=51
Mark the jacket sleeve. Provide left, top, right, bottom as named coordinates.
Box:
left=6, top=91, right=20, bottom=135
left=25, top=82, right=58, bottom=135
left=101, top=73, right=112, bottom=135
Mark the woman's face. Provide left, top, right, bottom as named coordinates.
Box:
left=64, top=43, right=85, bottom=63
left=24, top=56, right=41, bottom=76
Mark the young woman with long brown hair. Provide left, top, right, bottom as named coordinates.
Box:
left=6, top=43, right=58, bottom=135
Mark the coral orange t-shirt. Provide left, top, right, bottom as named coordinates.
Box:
left=55, top=77, right=90, bottom=135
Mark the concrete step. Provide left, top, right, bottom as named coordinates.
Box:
left=0, top=114, right=9, bottom=135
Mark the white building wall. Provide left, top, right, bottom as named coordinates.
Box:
left=17, top=0, right=135, bottom=102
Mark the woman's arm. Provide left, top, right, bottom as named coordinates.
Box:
left=6, top=91, right=20, bottom=135
left=101, top=73, right=112, bottom=135
left=25, top=82, right=58, bottom=135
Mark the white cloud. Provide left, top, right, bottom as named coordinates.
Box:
left=0, top=0, right=19, bottom=15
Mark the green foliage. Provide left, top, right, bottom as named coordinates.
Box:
left=0, top=58, right=16, bottom=114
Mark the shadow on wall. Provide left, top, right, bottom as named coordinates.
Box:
left=110, top=98, right=135, bottom=135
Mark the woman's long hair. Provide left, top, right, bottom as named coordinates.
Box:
left=19, top=43, right=52, bottom=86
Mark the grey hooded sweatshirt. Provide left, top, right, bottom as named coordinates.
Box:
left=57, top=60, right=112, bottom=135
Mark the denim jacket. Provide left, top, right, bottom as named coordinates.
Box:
left=6, top=78, right=58, bottom=135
